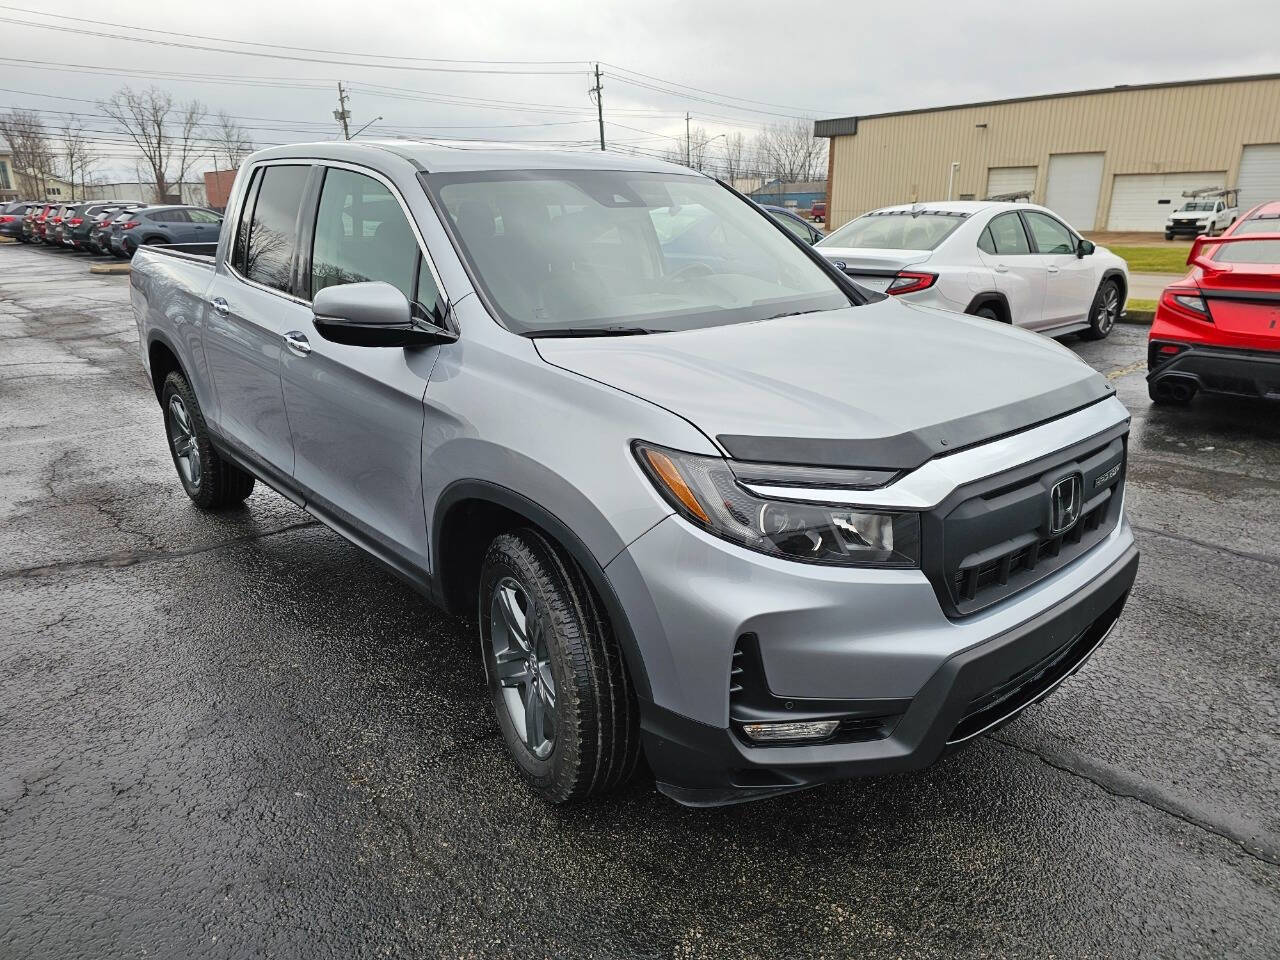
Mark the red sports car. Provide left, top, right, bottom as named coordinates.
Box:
left=1147, top=200, right=1280, bottom=405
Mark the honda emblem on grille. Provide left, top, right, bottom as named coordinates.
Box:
left=1049, top=475, right=1083, bottom=536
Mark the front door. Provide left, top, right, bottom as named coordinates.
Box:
left=279, top=164, right=447, bottom=574
left=202, top=163, right=313, bottom=480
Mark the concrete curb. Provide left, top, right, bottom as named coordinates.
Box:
left=89, top=263, right=131, bottom=275
left=0, top=236, right=16, bottom=244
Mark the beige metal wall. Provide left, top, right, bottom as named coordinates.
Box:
left=826, top=77, right=1280, bottom=231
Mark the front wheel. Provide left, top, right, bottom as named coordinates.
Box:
left=1080, top=279, right=1121, bottom=340
left=161, top=371, right=256, bottom=509
left=479, top=529, right=639, bottom=803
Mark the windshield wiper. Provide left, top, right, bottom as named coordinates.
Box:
left=760, top=309, right=821, bottom=321
left=527, top=326, right=670, bottom=338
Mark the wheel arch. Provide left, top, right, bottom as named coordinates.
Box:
left=431, top=479, right=653, bottom=701
left=964, top=291, right=1012, bottom=324
left=1101, top=268, right=1127, bottom=304
left=146, top=333, right=187, bottom=403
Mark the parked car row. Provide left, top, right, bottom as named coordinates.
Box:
left=3, top=199, right=222, bottom=258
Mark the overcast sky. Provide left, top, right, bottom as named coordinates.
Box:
left=3, top=0, right=1279, bottom=180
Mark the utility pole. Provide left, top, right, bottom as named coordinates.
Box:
left=334, top=82, right=352, bottom=140
left=685, top=113, right=691, bottom=167
left=592, top=64, right=605, bottom=151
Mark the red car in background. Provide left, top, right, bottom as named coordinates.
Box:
left=809, top=200, right=826, bottom=223
left=1147, top=200, right=1280, bottom=405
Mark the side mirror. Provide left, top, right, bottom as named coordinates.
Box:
left=311, top=281, right=455, bottom=348
left=1077, top=239, right=1096, bottom=258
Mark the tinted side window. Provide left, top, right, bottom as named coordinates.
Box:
left=310, top=167, right=422, bottom=303
left=246, top=165, right=309, bottom=293
left=189, top=209, right=221, bottom=224
left=987, top=212, right=1032, bottom=255
left=1023, top=211, right=1075, bottom=254
left=772, top=212, right=814, bottom=242
left=233, top=169, right=261, bottom=274
left=977, top=226, right=996, bottom=254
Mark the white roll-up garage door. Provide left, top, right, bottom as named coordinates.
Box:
left=1238, top=144, right=1280, bottom=212
left=986, top=166, right=1037, bottom=199
left=1107, top=172, right=1226, bottom=231
left=1045, top=153, right=1104, bottom=231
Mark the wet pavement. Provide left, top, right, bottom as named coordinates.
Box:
left=2, top=242, right=1278, bottom=959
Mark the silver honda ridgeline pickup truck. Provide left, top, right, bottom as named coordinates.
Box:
left=131, top=143, right=1138, bottom=806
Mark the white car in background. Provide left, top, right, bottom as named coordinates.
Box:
left=815, top=201, right=1129, bottom=340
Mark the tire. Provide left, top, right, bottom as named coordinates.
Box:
left=1164, top=232, right=1174, bottom=241
left=160, top=371, right=256, bottom=509
left=973, top=306, right=1001, bottom=323
left=479, top=528, right=640, bottom=804
left=1080, top=278, right=1121, bottom=341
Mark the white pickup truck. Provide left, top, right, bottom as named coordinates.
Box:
left=1165, top=192, right=1238, bottom=239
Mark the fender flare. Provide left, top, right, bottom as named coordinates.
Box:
left=431, top=479, right=653, bottom=701
left=1100, top=268, right=1128, bottom=302
left=963, top=291, right=1012, bottom=323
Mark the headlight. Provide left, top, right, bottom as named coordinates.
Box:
left=634, top=442, right=921, bottom=568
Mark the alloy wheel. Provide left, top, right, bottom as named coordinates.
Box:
left=489, top=576, right=556, bottom=759
left=1096, top=284, right=1119, bottom=335
left=167, top=394, right=201, bottom=489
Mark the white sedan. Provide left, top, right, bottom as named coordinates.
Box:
left=816, top=201, right=1129, bottom=340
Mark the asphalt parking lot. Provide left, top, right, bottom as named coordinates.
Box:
left=2, top=241, right=1278, bottom=959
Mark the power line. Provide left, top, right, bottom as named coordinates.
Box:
left=0, top=4, right=587, bottom=67
left=0, top=15, right=583, bottom=76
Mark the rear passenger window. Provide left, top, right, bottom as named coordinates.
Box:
left=232, top=169, right=261, bottom=274
left=310, top=167, right=440, bottom=316
left=986, top=212, right=1032, bottom=255
left=245, top=165, right=310, bottom=293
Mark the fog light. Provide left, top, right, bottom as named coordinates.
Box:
left=741, top=720, right=839, bottom=743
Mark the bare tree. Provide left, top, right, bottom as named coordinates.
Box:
left=208, top=110, right=253, bottom=172
left=58, top=121, right=96, bottom=200
left=755, top=117, right=826, bottom=185
left=100, top=86, right=206, bottom=203
left=721, top=132, right=749, bottom=186
left=0, top=109, right=56, bottom=196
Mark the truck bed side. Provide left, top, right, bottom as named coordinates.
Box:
left=130, top=245, right=219, bottom=414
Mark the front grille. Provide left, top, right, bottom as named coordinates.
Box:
left=923, top=423, right=1128, bottom=618
left=951, top=499, right=1109, bottom=603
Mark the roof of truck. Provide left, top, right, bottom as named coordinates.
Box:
left=246, top=139, right=695, bottom=175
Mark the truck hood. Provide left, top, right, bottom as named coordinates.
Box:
left=534, top=298, right=1114, bottom=470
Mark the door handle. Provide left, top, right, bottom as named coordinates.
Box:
left=1047, top=265, right=1060, bottom=274
left=994, top=263, right=1009, bottom=273
left=209, top=297, right=229, bottom=316
left=283, top=331, right=312, bottom=356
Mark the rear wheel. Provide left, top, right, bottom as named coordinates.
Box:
left=479, top=529, right=639, bottom=804
left=973, top=305, right=1001, bottom=323
left=161, top=371, right=256, bottom=509
left=1080, top=279, right=1121, bottom=340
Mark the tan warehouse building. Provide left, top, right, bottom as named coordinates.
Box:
left=815, top=73, right=1280, bottom=234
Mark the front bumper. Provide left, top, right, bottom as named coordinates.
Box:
left=1166, top=221, right=1208, bottom=235
left=1148, top=344, right=1280, bottom=400
left=638, top=542, right=1138, bottom=805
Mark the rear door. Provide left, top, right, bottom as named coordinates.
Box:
left=1022, top=210, right=1094, bottom=328
left=203, top=162, right=313, bottom=485
left=278, top=163, right=447, bottom=574
left=977, top=211, right=1046, bottom=327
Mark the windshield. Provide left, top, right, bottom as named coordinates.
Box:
left=818, top=211, right=966, bottom=250
left=1179, top=201, right=1215, bottom=212
left=426, top=169, right=850, bottom=335
left=1211, top=217, right=1280, bottom=263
